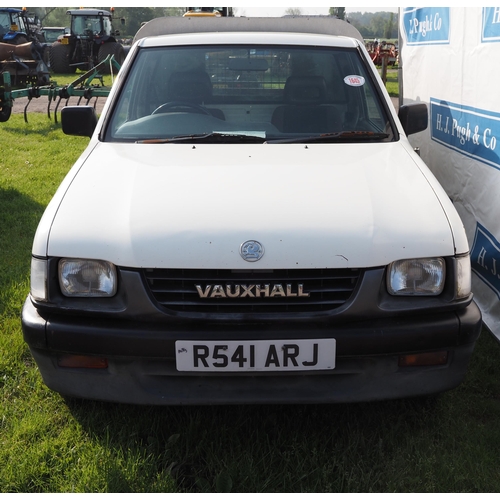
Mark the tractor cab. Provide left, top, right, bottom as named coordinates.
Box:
left=64, top=9, right=116, bottom=42
left=0, top=8, right=29, bottom=44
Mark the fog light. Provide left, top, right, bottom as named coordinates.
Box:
left=398, top=351, right=448, bottom=367
left=57, top=354, right=108, bottom=369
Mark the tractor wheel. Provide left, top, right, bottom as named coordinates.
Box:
left=98, top=42, right=125, bottom=74
left=0, top=104, right=12, bottom=123
left=50, top=42, right=75, bottom=74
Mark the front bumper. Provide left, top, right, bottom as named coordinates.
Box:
left=22, top=297, right=482, bottom=405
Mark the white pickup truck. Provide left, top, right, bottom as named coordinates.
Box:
left=22, top=17, right=482, bottom=405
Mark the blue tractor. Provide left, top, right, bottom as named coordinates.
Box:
left=0, top=8, right=49, bottom=86
left=0, top=7, right=35, bottom=44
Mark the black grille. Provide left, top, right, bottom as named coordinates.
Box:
left=143, top=268, right=360, bottom=314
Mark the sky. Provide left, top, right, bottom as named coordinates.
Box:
left=236, top=7, right=399, bottom=17
left=34, top=2, right=401, bottom=15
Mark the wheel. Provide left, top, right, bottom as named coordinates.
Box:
left=152, top=101, right=212, bottom=115
left=0, top=104, right=12, bottom=122
left=50, top=42, right=75, bottom=74
left=98, top=41, right=125, bottom=74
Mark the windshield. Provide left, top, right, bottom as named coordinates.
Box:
left=106, top=43, right=395, bottom=143
left=42, top=28, right=66, bottom=43
left=0, top=12, right=11, bottom=32
left=72, top=15, right=105, bottom=36
left=0, top=11, right=25, bottom=33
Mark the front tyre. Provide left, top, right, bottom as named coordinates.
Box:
left=97, top=42, right=125, bottom=74
left=0, top=104, right=12, bottom=122
left=50, top=42, right=75, bottom=74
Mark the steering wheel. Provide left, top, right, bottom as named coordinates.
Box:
left=152, top=101, right=212, bottom=116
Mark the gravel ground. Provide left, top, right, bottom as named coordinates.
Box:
left=11, top=94, right=108, bottom=116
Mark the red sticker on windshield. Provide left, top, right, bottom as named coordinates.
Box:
left=344, top=75, right=365, bottom=87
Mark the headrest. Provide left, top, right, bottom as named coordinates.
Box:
left=284, top=76, right=327, bottom=105
left=168, top=71, right=212, bottom=103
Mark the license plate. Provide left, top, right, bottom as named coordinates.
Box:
left=175, top=339, right=336, bottom=372
left=61, top=37, right=69, bottom=45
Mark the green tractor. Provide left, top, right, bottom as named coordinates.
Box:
left=50, top=9, right=126, bottom=74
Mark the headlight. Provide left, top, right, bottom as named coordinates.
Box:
left=387, top=258, right=445, bottom=296
left=59, top=259, right=117, bottom=297
left=31, top=257, right=48, bottom=302
left=455, top=254, right=472, bottom=299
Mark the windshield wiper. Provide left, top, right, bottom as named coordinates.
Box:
left=136, top=131, right=389, bottom=144
left=137, top=132, right=266, bottom=144
left=265, top=131, right=390, bottom=144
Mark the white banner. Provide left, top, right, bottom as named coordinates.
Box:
left=400, top=7, right=500, bottom=339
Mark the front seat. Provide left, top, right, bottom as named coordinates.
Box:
left=167, top=70, right=225, bottom=120
left=271, top=75, right=341, bottom=133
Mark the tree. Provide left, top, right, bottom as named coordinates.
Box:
left=284, top=8, right=303, bottom=16
left=329, top=7, right=346, bottom=20
left=342, top=11, right=398, bottom=39
left=111, top=7, right=159, bottom=37
left=35, top=7, right=70, bottom=27
left=384, top=12, right=395, bottom=39
left=26, top=7, right=59, bottom=24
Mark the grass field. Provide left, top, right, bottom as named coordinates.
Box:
left=384, top=68, right=399, bottom=97
left=1, top=113, right=500, bottom=493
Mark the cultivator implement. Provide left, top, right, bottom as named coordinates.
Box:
left=0, top=40, right=50, bottom=88
left=0, top=54, right=121, bottom=123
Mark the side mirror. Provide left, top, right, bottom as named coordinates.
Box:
left=61, top=106, right=98, bottom=138
left=398, top=102, right=428, bottom=136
